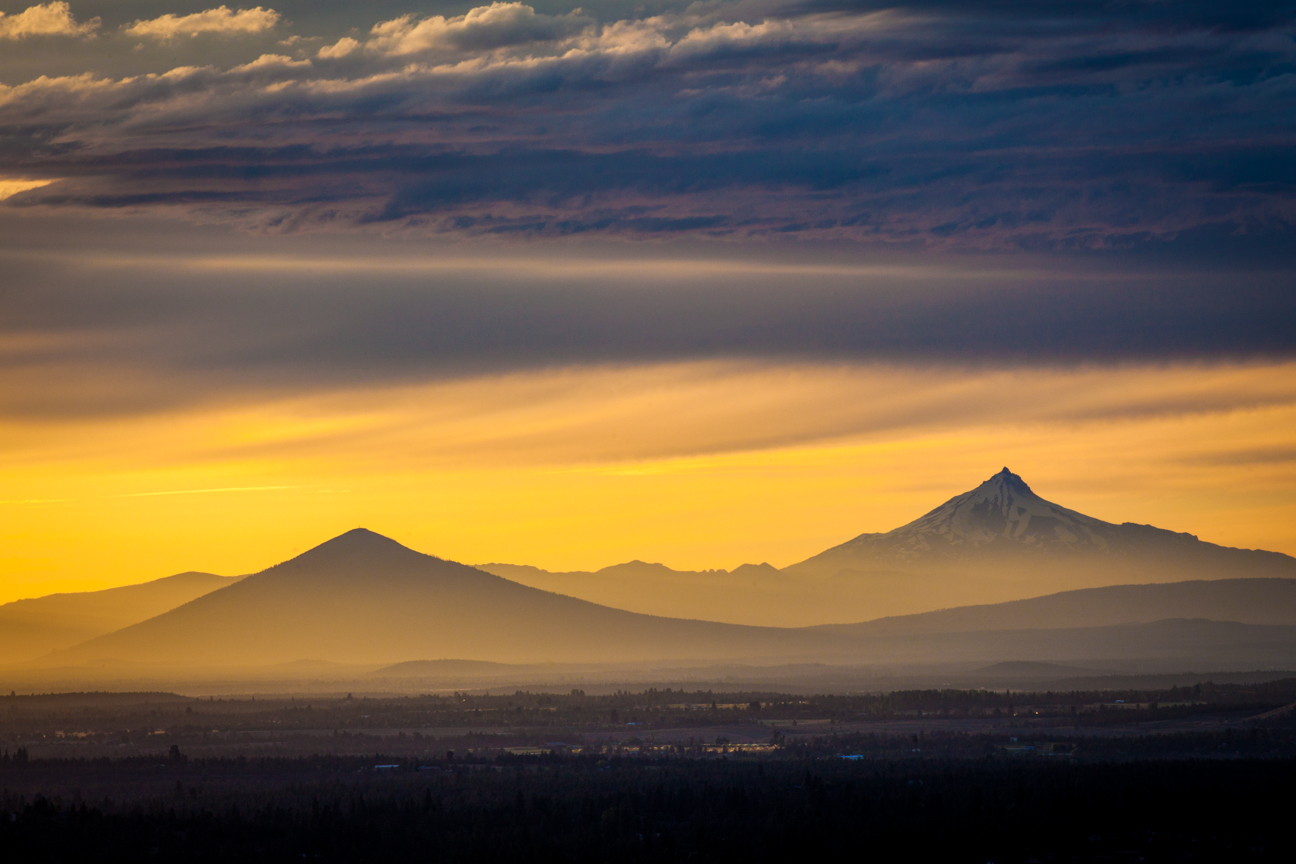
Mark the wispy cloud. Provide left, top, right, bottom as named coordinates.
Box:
left=119, top=485, right=299, bottom=497
left=0, top=177, right=55, bottom=199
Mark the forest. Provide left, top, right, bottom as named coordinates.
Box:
left=1, top=752, right=1293, bottom=862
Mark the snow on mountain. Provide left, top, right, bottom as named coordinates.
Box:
left=841, top=467, right=1115, bottom=558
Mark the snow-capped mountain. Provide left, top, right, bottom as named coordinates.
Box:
left=787, top=468, right=1296, bottom=583
left=836, top=468, right=1123, bottom=558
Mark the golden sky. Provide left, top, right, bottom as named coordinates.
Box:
left=3, top=358, right=1294, bottom=603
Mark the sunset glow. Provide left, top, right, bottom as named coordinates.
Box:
left=4, top=352, right=1294, bottom=601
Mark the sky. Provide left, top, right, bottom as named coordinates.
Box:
left=1, top=0, right=1294, bottom=601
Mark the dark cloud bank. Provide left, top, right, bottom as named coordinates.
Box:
left=1, top=241, right=1292, bottom=418
left=1, top=0, right=1294, bottom=256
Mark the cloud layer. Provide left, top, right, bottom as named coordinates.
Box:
left=0, top=1, right=1291, bottom=253
left=1, top=228, right=1292, bottom=422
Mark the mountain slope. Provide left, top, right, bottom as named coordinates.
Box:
left=826, top=618, right=1296, bottom=668
left=42, top=530, right=848, bottom=669
left=0, top=572, right=237, bottom=663
left=814, top=578, right=1296, bottom=637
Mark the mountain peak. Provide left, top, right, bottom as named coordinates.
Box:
left=316, top=527, right=406, bottom=551
left=989, top=467, right=1033, bottom=494
left=282, top=528, right=432, bottom=570
left=332, top=527, right=392, bottom=541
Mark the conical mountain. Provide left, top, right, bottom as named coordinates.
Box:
left=822, top=467, right=1122, bottom=560
left=43, top=529, right=843, bottom=669
left=785, top=468, right=1296, bottom=603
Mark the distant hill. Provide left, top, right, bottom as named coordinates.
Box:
left=40, top=530, right=848, bottom=669
left=831, top=619, right=1296, bottom=669
left=973, top=661, right=1102, bottom=678
left=476, top=560, right=797, bottom=625
left=0, top=572, right=237, bottom=663
left=372, top=659, right=533, bottom=677
left=813, top=578, right=1296, bottom=637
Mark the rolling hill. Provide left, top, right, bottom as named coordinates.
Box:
left=0, top=572, right=237, bottom=663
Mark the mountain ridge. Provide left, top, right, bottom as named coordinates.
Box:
left=484, top=470, right=1296, bottom=623
left=24, top=529, right=1296, bottom=678
left=813, top=578, right=1296, bottom=636
left=37, top=530, right=851, bottom=669
left=16, top=468, right=1296, bottom=675
left=0, top=571, right=238, bottom=664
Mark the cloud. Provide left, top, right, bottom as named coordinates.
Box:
left=317, top=37, right=358, bottom=59
left=0, top=223, right=1291, bottom=424
left=0, top=177, right=55, bottom=199
left=0, top=2, right=98, bottom=39
left=1187, top=446, right=1296, bottom=467
left=366, top=2, right=594, bottom=57
left=230, top=53, right=311, bottom=73
left=0, top=2, right=1292, bottom=255
left=123, top=6, right=280, bottom=40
